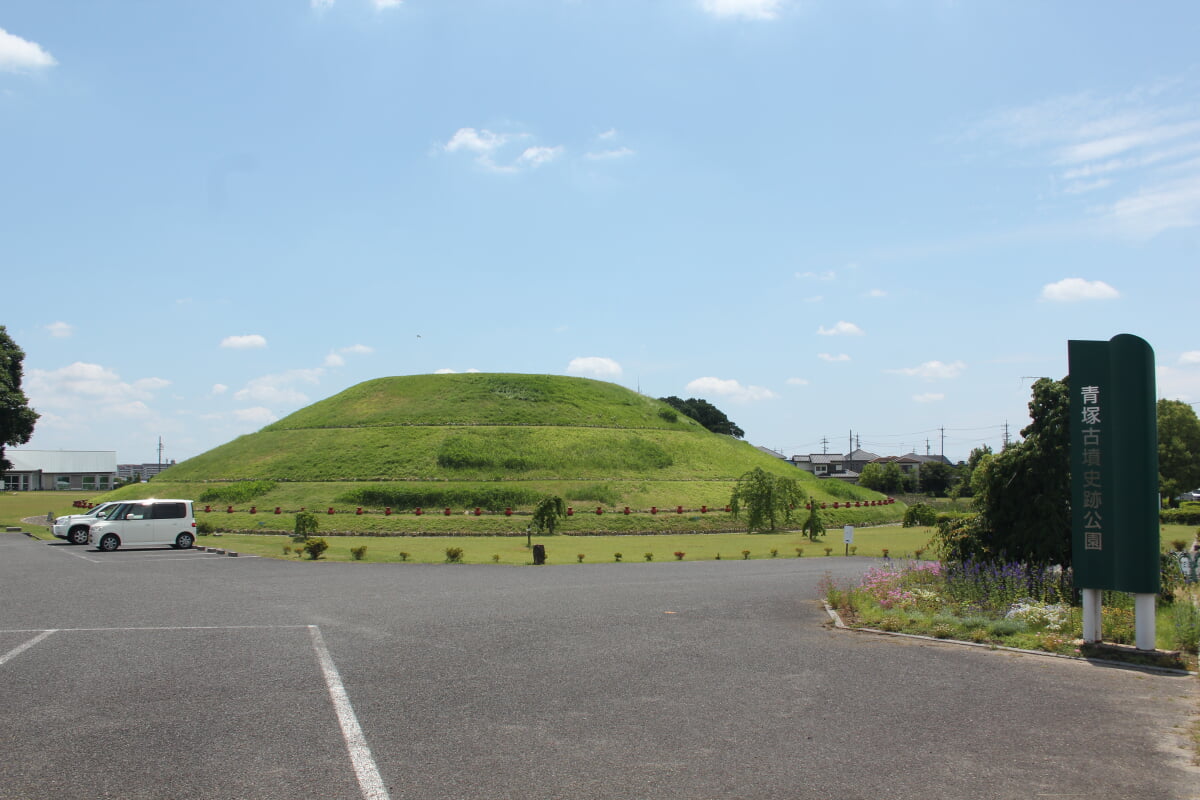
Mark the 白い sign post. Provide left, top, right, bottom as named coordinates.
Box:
left=1068, top=334, right=1159, bottom=649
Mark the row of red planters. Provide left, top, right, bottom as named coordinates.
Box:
left=74, top=499, right=896, bottom=515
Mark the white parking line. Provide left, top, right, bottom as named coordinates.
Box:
left=0, top=623, right=391, bottom=800
left=0, top=629, right=57, bottom=666
left=309, top=625, right=392, bottom=800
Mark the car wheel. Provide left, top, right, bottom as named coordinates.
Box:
left=175, top=532, right=194, bottom=550
left=98, top=534, right=120, bottom=552
left=68, top=526, right=89, bottom=545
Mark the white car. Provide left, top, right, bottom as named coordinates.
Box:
left=52, top=502, right=122, bottom=545
left=88, top=499, right=197, bottom=552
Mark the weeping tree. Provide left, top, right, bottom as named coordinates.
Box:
left=801, top=497, right=826, bottom=542
left=729, top=468, right=806, bottom=532
left=529, top=496, right=567, bottom=547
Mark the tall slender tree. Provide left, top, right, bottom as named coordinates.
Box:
left=0, top=326, right=39, bottom=480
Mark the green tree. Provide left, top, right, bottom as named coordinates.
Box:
left=971, top=377, right=1071, bottom=566
left=1158, top=399, right=1200, bottom=507
left=659, top=396, right=744, bottom=438
left=729, top=467, right=806, bottom=532
left=952, top=445, right=992, bottom=498
left=293, top=511, right=319, bottom=542
left=858, top=461, right=906, bottom=493
left=917, top=461, right=955, bottom=497
left=530, top=496, right=567, bottom=545
left=0, top=326, right=39, bottom=479
left=800, top=496, right=826, bottom=542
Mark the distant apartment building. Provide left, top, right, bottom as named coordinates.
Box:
left=116, top=461, right=177, bottom=482
left=3, top=450, right=118, bottom=491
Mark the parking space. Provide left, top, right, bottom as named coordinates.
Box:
left=0, top=623, right=384, bottom=800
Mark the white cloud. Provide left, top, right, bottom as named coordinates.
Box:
left=233, top=407, right=278, bottom=425
left=888, top=360, right=967, bottom=380
left=340, top=344, right=373, bottom=355
left=220, top=334, right=268, bottom=349
left=585, top=147, right=635, bottom=161
left=435, top=368, right=481, bottom=374
left=233, top=369, right=323, bottom=406
left=970, top=84, right=1200, bottom=238
left=372, top=0, right=402, bottom=8
left=867, top=289, right=887, bottom=298
left=566, top=357, right=623, bottom=379
left=311, top=0, right=335, bottom=9
left=786, top=377, right=809, bottom=386
left=1158, top=365, right=1200, bottom=404
left=0, top=27, right=57, bottom=72
left=518, top=145, right=564, bottom=167
left=212, top=384, right=229, bottom=395
left=1180, top=351, right=1200, bottom=365
left=797, top=270, right=835, bottom=281
left=1040, top=278, right=1120, bottom=302
left=324, top=353, right=345, bottom=368
left=699, top=0, right=782, bottom=20
left=913, top=393, right=945, bottom=403
left=817, top=321, right=864, bottom=337
left=818, top=353, right=850, bottom=363
left=46, top=321, right=72, bottom=338
left=24, top=363, right=171, bottom=436
left=686, top=376, right=778, bottom=402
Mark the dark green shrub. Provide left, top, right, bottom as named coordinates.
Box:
left=657, top=408, right=678, bottom=423
left=196, top=519, right=215, bottom=535
left=902, top=503, right=938, bottom=528
left=398, top=551, right=409, bottom=562
left=350, top=545, right=367, bottom=561
left=644, top=552, right=654, bottom=561
left=444, top=546, right=464, bottom=563
left=302, top=538, right=328, bottom=560
left=1161, top=509, right=1200, bottom=526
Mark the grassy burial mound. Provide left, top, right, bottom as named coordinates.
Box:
left=118, top=373, right=895, bottom=533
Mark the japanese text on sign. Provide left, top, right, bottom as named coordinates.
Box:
left=1081, top=385, right=1102, bottom=551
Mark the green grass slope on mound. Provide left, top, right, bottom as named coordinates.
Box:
left=126, top=373, right=896, bottom=531
left=262, top=373, right=706, bottom=431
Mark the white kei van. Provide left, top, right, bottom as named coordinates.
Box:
left=88, top=499, right=197, bottom=552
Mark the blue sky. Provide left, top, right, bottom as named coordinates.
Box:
left=3, top=0, right=1199, bottom=465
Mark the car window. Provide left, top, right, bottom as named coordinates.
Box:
left=125, top=504, right=151, bottom=520
left=101, top=503, right=128, bottom=520
left=151, top=502, right=186, bottom=520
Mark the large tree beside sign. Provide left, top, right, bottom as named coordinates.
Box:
left=0, top=326, right=39, bottom=479
left=1158, top=399, right=1200, bottom=507
left=971, top=377, right=1073, bottom=566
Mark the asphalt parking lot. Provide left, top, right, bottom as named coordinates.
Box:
left=2, top=531, right=1198, bottom=800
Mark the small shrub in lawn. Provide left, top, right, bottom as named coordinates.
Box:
left=931, top=623, right=955, bottom=639
left=770, top=548, right=778, bottom=558
left=1172, top=539, right=1189, bottom=552
left=444, top=546, right=465, bottom=564
left=302, top=538, right=328, bottom=560
left=196, top=519, right=215, bottom=535
left=824, top=547, right=833, bottom=557
left=644, top=552, right=654, bottom=561
left=491, top=554, right=500, bottom=563
left=881, top=548, right=889, bottom=559
left=350, top=545, right=367, bottom=561
left=795, top=548, right=804, bottom=558
left=398, top=551, right=409, bottom=562
left=880, top=615, right=904, bottom=632
left=715, top=553, right=721, bottom=560
left=614, top=552, right=622, bottom=562
left=674, top=551, right=685, bottom=561
left=282, top=545, right=291, bottom=555
left=914, top=548, right=925, bottom=560
left=848, top=546, right=856, bottom=556
left=742, top=550, right=751, bottom=560
left=577, top=553, right=585, bottom=563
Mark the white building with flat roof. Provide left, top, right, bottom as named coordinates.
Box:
left=3, top=450, right=118, bottom=492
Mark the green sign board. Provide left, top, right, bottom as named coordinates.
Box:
left=1068, top=334, right=1159, bottom=593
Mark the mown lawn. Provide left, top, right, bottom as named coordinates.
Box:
left=196, top=526, right=936, bottom=565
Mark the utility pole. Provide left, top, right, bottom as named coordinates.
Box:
left=157, top=436, right=164, bottom=468
left=821, top=437, right=829, bottom=454
left=1002, top=421, right=1010, bottom=449
left=849, top=430, right=853, bottom=456
left=940, top=426, right=945, bottom=459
